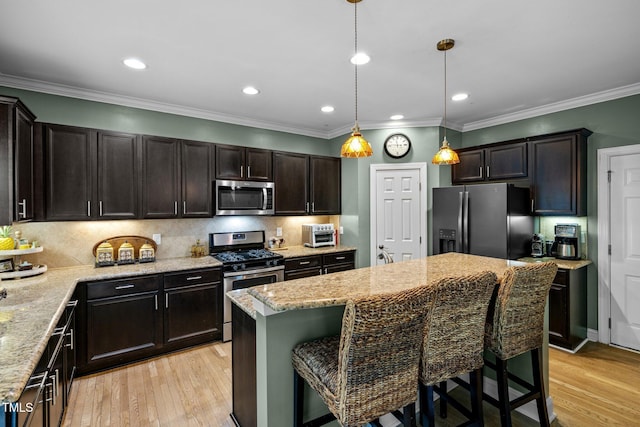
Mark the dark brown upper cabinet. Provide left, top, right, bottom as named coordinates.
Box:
left=452, top=141, right=528, bottom=184
left=141, top=136, right=181, bottom=218
left=181, top=139, right=215, bottom=217
left=0, top=96, right=36, bottom=224
left=141, top=136, right=215, bottom=219
left=44, top=124, right=95, bottom=221
left=529, top=129, right=590, bottom=216
left=44, top=125, right=139, bottom=221
left=97, top=131, right=139, bottom=219
left=215, top=144, right=272, bottom=181
left=273, top=152, right=341, bottom=215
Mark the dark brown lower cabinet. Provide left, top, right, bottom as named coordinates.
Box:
left=231, top=304, right=257, bottom=427
left=81, top=275, right=163, bottom=374
left=77, top=268, right=222, bottom=375
left=284, top=250, right=356, bottom=281
left=164, top=269, right=223, bottom=349
left=548, top=267, right=587, bottom=350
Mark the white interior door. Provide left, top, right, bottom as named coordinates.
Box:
left=610, top=153, right=640, bottom=351
left=370, top=163, right=426, bottom=265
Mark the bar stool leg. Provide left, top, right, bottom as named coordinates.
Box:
left=403, top=402, right=416, bottom=427
left=420, top=383, right=436, bottom=427
left=495, top=358, right=512, bottom=427
left=532, top=348, right=550, bottom=427
left=469, top=368, right=485, bottom=427
left=293, top=370, right=305, bottom=427
left=439, top=380, right=448, bottom=418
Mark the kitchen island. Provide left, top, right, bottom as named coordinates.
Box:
left=229, top=253, right=547, bottom=427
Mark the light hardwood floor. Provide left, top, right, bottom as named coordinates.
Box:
left=62, top=341, right=640, bottom=426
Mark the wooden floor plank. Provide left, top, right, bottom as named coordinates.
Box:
left=63, top=340, right=640, bottom=426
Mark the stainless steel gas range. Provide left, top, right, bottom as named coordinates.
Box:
left=209, top=230, right=284, bottom=341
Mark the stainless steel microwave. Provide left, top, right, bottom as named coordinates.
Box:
left=215, top=180, right=275, bottom=215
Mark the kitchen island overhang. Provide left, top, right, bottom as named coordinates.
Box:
left=229, top=253, right=554, bottom=427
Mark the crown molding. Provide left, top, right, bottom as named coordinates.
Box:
left=0, top=73, right=331, bottom=139
left=3, top=73, right=639, bottom=138
left=462, top=83, right=640, bottom=132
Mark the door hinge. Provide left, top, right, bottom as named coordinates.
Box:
left=607, top=170, right=612, bottom=183
left=420, top=236, right=422, bottom=244
left=609, top=318, right=611, bottom=329
left=608, top=244, right=612, bottom=255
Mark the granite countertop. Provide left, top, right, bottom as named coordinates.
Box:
left=0, top=256, right=222, bottom=403
left=248, top=253, right=526, bottom=314
left=517, top=256, right=592, bottom=270
left=271, top=245, right=356, bottom=258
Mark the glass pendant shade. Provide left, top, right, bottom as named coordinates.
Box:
left=431, top=137, right=460, bottom=165
left=341, top=125, right=373, bottom=158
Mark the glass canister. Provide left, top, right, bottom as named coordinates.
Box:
left=191, top=239, right=206, bottom=258
left=117, top=241, right=135, bottom=265
left=139, top=241, right=156, bottom=263
left=96, top=241, right=115, bottom=266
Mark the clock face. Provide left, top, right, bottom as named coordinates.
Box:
left=384, top=134, right=411, bottom=158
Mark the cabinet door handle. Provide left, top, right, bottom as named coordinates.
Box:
left=65, top=328, right=74, bottom=350
left=87, top=200, right=91, bottom=217
left=165, top=293, right=169, bottom=308
left=155, top=294, right=158, bottom=311
left=99, top=201, right=103, bottom=217
left=174, top=201, right=178, bottom=215
left=18, top=199, right=27, bottom=219
left=486, top=166, right=490, bottom=178
left=311, top=202, right=315, bottom=213
left=247, top=165, right=251, bottom=178
left=479, top=167, right=483, bottom=179
left=299, top=261, right=310, bottom=265
left=240, top=166, right=244, bottom=178
left=324, top=268, right=328, bottom=274
left=115, top=284, right=135, bottom=290
left=186, top=275, right=203, bottom=281
left=531, top=199, right=535, bottom=212
left=335, top=256, right=346, bottom=260
left=183, top=201, right=187, bottom=215
left=306, top=202, right=310, bottom=213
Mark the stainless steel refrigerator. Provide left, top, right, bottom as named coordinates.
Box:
left=432, top=183, right=533, bottom=260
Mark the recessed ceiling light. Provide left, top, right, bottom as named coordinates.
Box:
left=123, top=58, right=147, bottom=70
left=350, top=52, right=370, bottom=65
left=451, top=93, right=469, bottom=101
left=390, top=114, right=404, bottom=120
left=321, top=106, right=335, bottom=113
left=242, top=86, right=260, bottom=95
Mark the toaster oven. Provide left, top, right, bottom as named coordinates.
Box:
left=302, top=224, right=336, bottom=248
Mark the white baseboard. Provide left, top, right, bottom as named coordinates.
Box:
left=587, top=328, right=599, bottom=342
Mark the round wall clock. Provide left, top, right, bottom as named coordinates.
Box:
left=384, top=133, right=412, bottom=159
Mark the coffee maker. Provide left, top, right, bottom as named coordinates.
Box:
left=552, top=224, right=581, bottom=260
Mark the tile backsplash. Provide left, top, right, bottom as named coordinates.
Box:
left=10, top=216, right=339, bottom=268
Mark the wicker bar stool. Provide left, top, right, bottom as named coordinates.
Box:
left=419, top=271, right=498, bottom=427
left=291, top=285, right=438, bottom=427
left=483, top=262, right=558, bottom=427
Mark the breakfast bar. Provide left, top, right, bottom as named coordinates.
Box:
left=229, top=252, right=540, bottom=427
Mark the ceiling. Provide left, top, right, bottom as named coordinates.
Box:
left=2, top=0, right=640, bottom=139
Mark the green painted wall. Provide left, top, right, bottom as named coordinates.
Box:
left=0, top=86, right=333, bottom=156
left=463, top=94, right=640, bottom=331
left=331, top=127, right=459, bottom=268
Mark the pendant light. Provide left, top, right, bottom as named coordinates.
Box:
left=431, top=38, right=460, bottom=165
left=340, top=0, right=373, bottom=158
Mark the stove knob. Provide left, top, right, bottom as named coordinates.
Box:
left=267, top=260, right=273, bottom=267
left=232, top=264, right=240, bottom=271
left=240, top=263, right=246, bottom=271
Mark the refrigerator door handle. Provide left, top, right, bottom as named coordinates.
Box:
left=457, top=191, right=464, bottom=252
left=463, top=191, right=470, bottom=253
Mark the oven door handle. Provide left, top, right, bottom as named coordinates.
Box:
left=223, top=265, right=284, bottom=279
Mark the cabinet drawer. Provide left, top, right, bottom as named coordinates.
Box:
left=553, top=269, right=568, bottom=286
left=164, top=268, right=221, bottom=289
left=323, top=251, right=355, bottom=266
left=285, top=256, right=322, bottom=271
left=87, top=275, right=161, bottom=299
